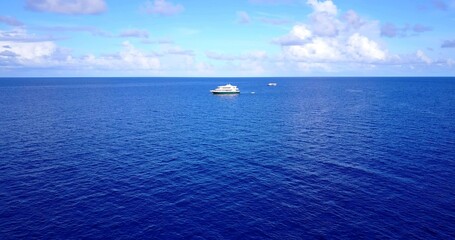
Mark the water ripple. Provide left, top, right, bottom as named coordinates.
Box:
left=1, top=77, right=454, bottom=239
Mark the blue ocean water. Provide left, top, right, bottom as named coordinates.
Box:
left=0, top=77, right=454, bottom=239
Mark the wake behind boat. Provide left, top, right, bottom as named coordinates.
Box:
left=210, top=84, right=240, bottom=94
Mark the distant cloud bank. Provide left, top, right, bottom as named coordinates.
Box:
left=0, top=16, right=24, bottom=26
left=441, top=39, right=455, bottom=48
left=142, top=0, right=184, bottom=16
left=25, top=0, right=107, bottom=15
left=381, top=23, right=433, bottom=38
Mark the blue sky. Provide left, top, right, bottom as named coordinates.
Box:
left=0, top=0, right=454, bottom=77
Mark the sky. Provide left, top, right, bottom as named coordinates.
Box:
left=0, top=0, right=454, bottom=77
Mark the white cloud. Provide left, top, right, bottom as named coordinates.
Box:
left=143, top=0, right=184, bottom=16
left=310, top=12, right=340, bottom=37
left=285, top=37, right=342, bottom=61
left=291, top=25, right=312, bottom=40
left=280, top=30, right=385, bottom=64
left=26, top=0, right=106, bottom=15
left=73, top=41, right=161, bottom=70
left=0, top=29, right=161, bottom=71
left=8, top=41, right=56, bottom=60
left=3, top=0, right=451, bottom=76
left=119, top=41, right=160, bottom=69
left=343, top=10, right=364, bottom=29
left=0, top=28, right=218, bottom=75
left=272, top=25, right=312, bottom=46
left=275, top=0, right=388, bottom=72
left=347, top=33, right=386, bottom=61
left=416, top=50, right=432, bottom=64
left=0, top=29, right=57, bottom=64
left=307, top=0, right=338, bottom=15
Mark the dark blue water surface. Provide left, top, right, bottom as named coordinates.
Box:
left=1, top=77, right=454, bottom=239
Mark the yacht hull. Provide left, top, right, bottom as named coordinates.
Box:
left=211, top=91, right=240, bottom=94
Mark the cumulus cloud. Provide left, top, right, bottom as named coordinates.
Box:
left=273, top=25, right=312, bottom=45
left=26, top=0, right=107, bottom=15
left=347, top=33, right=386, bottom=61
left=86, top=42, right=211, bottom=75
left=143, top=0, right=184, bottom=16
left=0, top=50, right=20, bottom=67
left=7, top=41, right=57, bottom=61
left=0, top=28, right=161, bottom=71
left=116, top=41, right=160, bottom=69
left=276, top=0, right=387, bottom=67
left=307, top=0, right=338, bottom=15
left=262, top=0, right=454, bottom=74
left=310, top=11, right=340, bottom=37
left=291, top=24, right=312, bottom=40
left=305, top=0, right=341, bottom=38
left=342, top=10, right=364, bottom=29
left=416, top=50, right=432, bottom=64
left=0, top=27, right=218, bottom=76
left=3, top=0, right=451, bottom=76
left=0, top=29, right=80, bottom=70
left=285, top=37, right=342, bottom=62
left=0, top=31, right=57, bottom=64
left=0, top=50, right=18, bottom=57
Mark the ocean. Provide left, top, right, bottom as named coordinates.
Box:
left=0, top=77, right=454, bottom=239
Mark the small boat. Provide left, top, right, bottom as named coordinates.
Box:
left=210, top=84, right=240, bottom=94
left=267, top=82, right=277, bottom=86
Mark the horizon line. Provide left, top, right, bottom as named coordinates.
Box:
left=1, top=76, right=454, bottom=79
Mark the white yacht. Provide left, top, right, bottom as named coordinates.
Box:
left=267, top=82, right=277, bottom=86
left=210, top=84, right=240, bottom=94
